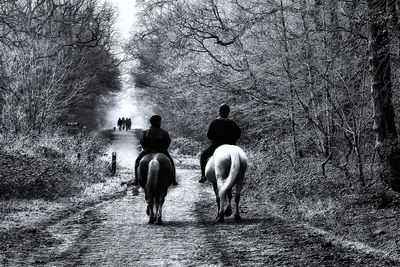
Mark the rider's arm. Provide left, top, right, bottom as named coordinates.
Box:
left=206, top=120, right=217, bottom=141
left=235, top=123, right=241, bottom=140
left=165, top=132, right=171, bottom=149
left=140, top=130, right=149, bottom=149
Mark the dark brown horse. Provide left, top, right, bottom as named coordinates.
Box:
left=137, top=153, right=173, bottom=225
left=205, top=145, right=248, bottom=223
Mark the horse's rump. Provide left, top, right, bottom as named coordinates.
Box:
left=138, top=153, right=173, bottom=188
left=138, top=153, right=174, bottom=225
left=206, top=145, right=247, bottom=184
left=205, top=144, right=247, bottom=223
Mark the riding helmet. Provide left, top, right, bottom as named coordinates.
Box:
left=219, top=104, right=230, bottom=118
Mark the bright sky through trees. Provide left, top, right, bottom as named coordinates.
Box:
left=106, top=0, right=138, bottom=40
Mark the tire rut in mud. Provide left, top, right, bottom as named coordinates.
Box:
left=192, top=187, right=399, bottom=266
left=0, top=191, right=126, bottom=266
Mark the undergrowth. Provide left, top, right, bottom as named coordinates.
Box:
left=0, top=128, right=111, bottom=199
left=171, top=136, right=203, bottom=156
left=244, top=142, right=400, bottom=259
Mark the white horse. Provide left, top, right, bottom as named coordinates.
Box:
left=205, top=145, right=248, bottom=223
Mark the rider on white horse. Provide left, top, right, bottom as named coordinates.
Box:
left=199, top=104, right=241, bottom=183
left=133, top=115, right=178, bottom=186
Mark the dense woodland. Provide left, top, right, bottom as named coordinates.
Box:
left=1, top=0, right=399, bottom=197
left=128, top=0, right=400, bottom=193
left=0, top=0, right=121, bottom=134
left=1, top=0, right=399, bottom=258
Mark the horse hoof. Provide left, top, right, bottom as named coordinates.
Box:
left=234, top=214, right=242, bottom=221
left=155, top=218, right=162, bottom=225
left=216, top=216, right=224, bottom=224
left=225, top=206, right=232, bottom=217
left=149, top=216, right=155, bottom=224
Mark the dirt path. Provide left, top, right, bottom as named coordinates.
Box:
left=1, top=131, right=398, bottom=266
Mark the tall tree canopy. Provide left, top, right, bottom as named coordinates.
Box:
left=128, top=0, right=400, bottom=192
left=0, top=0, right=121, bottom=134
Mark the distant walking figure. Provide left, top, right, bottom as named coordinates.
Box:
left=133, top=115, right=178, bottom=186
left=126, top=118, right=132, bottom=131
left=199, top=104, right=241, bottom=183
left=121, top=117, right=126, bottom=131
left=117, top=118, right=122, bottom=131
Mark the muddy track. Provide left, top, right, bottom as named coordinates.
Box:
left=2, top=167, right=399, bottom=266
left=1, top=130, right=399, bottom=266
left=0, top=189, right=128, bottom=264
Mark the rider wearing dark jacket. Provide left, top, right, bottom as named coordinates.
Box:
left=199, top=104, right=241, bottom=183
left=133, top=115, right=178, bottom=186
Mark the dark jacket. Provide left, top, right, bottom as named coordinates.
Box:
left=141, top=126, right=171, bottom=152
left=207, top=117, right=241, bottom=145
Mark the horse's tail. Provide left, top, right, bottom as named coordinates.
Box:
left=146, top=158, right=160, bottom=199
left=218, top=148, right=242, bottom=194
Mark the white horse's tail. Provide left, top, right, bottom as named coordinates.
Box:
left=218, top=148, right=242, bottom=194
left=146, top=159, right=160, bottom=199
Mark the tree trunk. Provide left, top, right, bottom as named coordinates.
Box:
left=280, top=0, right=297, bottom=164
left=388, top=0, right=398, bottom=27
left=368, top=0, right=400, bottom=191
left=311, top=0, right=323, bottom=31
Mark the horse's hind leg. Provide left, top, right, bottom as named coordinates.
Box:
left=225, top=189, right=232, bottom=217
left=217, top=190, right=225, bottom=223
left=148, top=202, right=155, bottom=224
left=212, top=183, right=221, bottom=220
left=234, top=179, right=244, bottom=221
left=155, top=197, right=163, bottom=225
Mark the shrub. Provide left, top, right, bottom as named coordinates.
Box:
left=0, top=127, right=110, bottom=199
left=171, top=137, right=203, bottom=156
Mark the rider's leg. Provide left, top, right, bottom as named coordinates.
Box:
left=199, top=144, right=219, bottom=183
left=133, top=150, right=149, bottom=186
left=165, top=152, right=178, bottom=186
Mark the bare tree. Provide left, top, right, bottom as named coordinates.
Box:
left=368, top=0, right=400, bottom=191
left=129, top=0, right=400, bottom=192
left=1, top=42, right=86, bottom=134
left=0, top=0, right=120, bottom=134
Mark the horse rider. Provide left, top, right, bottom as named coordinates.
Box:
left=199, top=104, right=241, bottom=183
left=133, top=115, right=178, bottom=186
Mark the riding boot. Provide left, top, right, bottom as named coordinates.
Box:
left=172, top=168, right=178, bottom=186
left=133, top=150, right=151, bottom=186
left=198, top=156, right=207, bottom=183
left=198, top=165, right=207, bottom=183
left=132, top=168, right=139, bottom=186
left=199, top=157, right=207, bottom=183
left=198, top=176, right=207, bottom=183
left=199, top=143, right=219, bottom=183
left=164, top=152, right=178, bottom=186
left=132, top=157, right=140, bottom=186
